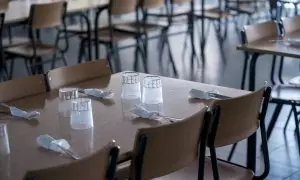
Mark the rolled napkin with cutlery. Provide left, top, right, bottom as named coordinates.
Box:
left=37, top=134, right=80, bottom=160
left=189, top=89, right=230, bottom=100
left=131, top=105, right=181, bottom=123
left=0, top=103, right=40, bottom=120
left=78, top=88, right=114, bottom=99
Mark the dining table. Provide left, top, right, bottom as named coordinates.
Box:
left=0, top=72, right=250, bottom=180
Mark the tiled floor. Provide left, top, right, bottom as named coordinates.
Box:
left=6, top=4, right=300, bottom=180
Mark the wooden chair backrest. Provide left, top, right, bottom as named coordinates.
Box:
left=24, top=144, right=119, bottom=180
left=47, top=60, right=111, bottom=90
left=0, top=0, right=9, bottom=12
left=212, top=88, right=266, bottom=147
left=282, top=15, right=300, bottom=34
left=131, top=108, right=209, bottom=179
left=0, top=75, right=46, bottom=102
left=244, top=21, right=279, bottom=43
left=110, top=0, right=137, bottom=15
left=142, top=0, right=165, bottom=9
left=29, top=1, right=65, bottom=29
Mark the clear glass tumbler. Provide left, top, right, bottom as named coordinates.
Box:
left=70, top=98, right=93, bottom=130
left=142, top=75, right=163, bottom=111
left=59, top=88, right=79, bottom=117
left=121, top=71, right=141, bottom=99
left=0, top=124, right=10, bottom=156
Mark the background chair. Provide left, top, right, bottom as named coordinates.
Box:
left=78, top=0, right=144, bottom=73
left=4, top=1, right=68, bottom=78
left=0, top=74, right=46, bottom=102
left=115, top=0, right=178, bottom=75
left=46, top=59, right=111, bottom=91
left=206, top=87, right=271, bottom=179
left=116, top=107, right=211, bottom=180
left=24, top=142, right=120, bottom=180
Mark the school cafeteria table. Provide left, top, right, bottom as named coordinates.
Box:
left=0, top=73, right=249, bottom=180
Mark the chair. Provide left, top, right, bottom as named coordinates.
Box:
left=0, top=0, right=30, bottom=49
left=264, top=15, right=300, bottom=149
left=0, top=74, right=46, bottom=102
left=114, top=0, right=180, bottom=75
left=79, top=0, right=143, bottom=73
left=46, top=59, right=111, bottom=91
left=206, top=87, right=271, bottom=179
left=228, top=21, right=279, bottom=161
left=240, top=21, right=280, bottom=90
left=4, top=1, right=68, bottom=78
left=24, top=141, right=120, bottom=180
left=116, top=107, right=211, bottom=180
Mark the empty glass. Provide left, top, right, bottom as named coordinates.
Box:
left=142, top=75, right=163, bottom=105
left=121, top=71, right=141, bottom=99
left=59, top=88, right=79, bottom=117
left=70, top=98, right=93, bottom=130
left=0, top=124, right=10, bottom=156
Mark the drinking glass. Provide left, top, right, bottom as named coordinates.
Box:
left=0, top=124, right=10, bottom=156
left=142, top=75, right=163, bottom=105
left=59, top=88, right=79, bottom=117
left=121, top=71, right=141, bottom=99
left=70, top=98, right=93, bottom=130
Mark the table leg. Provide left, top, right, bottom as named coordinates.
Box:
left=249, top=53, right=259, bottom=91
left=247, top=52, right=259, bottom=171
left=278, top=56, right=284, bottom=84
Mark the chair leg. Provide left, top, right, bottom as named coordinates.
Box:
left=8, top=59, right=14, bottom=80
left=292, top=105, right=300, bottom=154
left=24, top=59, right=32, bottom=76
left=137, top=38, right=148, bottom=73
left=105, top=44, right=114, bottom=73
left=51, top=52, right=58, bottom=69
left=267, top=104, right=283, bottom=140
left=165, top=34, right=178, bottom=76
left=29, top=58, right=36, bottom=75
left=113, top=43, right=122, bottom=72
left=209, top=147, right=219, bottom=180
left=227, top=143, right=237, bottom=162
left=158, top=32, right=166, bottom=75
left=35, top=57, right=44, bottom=74
left=61, top=52, right=68, bottom=66
left=134, top=39, right=139, bottom=72
left=77, top=39, right=85, bottom=64
left=143, top=34, right=148, bottom=71
left=284, top=107, right=293, bottom=132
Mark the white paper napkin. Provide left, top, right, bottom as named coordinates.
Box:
left=0, top=103, right=40, bottom=120
left=189, top=89, right=230, bottom=100
left=189, top=89, right=210, bottom=100
left=131, top=105, right=181, bottom=123
left=37, top=134, right=70, bottom=153
left=80, top=88, right=114, bottom=99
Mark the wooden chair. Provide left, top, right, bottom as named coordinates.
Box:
left=47, top=59, right=111, bottom=90
left=0, top=0, right=30, bottom=49
left=262, top=15, right=300, bottom=151
left=206, top=87, right=271, bottom=179
left=240, top=21, right=279, bottom=90
left=114, top=0, right=178, bottom=75
left=24, top=142, right=120, bottom=180
left=116, top=107, right=211, bottom=180
left=78, top=0, right=144, bottom=73
left=0, top=74, right=46, bottom=102
left=4, top=1, right=68, bottom=78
